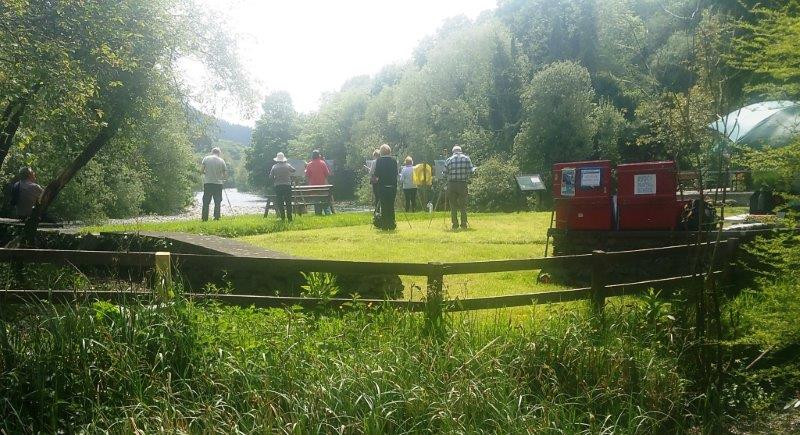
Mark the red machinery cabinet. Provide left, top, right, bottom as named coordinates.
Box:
left=616, top=161, right=681, bottom=230
left=555, top=197, right=614, bottom=230
left=616, top=161, right=677, bottom=197
left=552, top=160, right=612, bottom=198
left=552, top=160, right=613, bottom=230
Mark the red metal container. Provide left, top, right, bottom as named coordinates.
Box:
left=555, top=197, right=614, bottom=230
left=552, top=161, right=613, bottom=230
left=616, top=161, right=677, bottom=197
left=616, top=161, right=681, bottom=230
left=552, top=160, right=612, bottom=198
left=617, top=196, right=685, bottom=230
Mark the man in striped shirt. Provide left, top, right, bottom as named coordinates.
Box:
left=444, top=145, right=474, bottom=230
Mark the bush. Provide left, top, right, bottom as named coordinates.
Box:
left=469, top=156, right=524, bottom=212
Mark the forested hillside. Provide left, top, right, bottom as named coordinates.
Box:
left=247, top=0, right=794, bottom=205
left=2, top=0, right=797, bottom=219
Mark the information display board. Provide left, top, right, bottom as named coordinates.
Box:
left=580, top=168, right=601, bottom=188
left=634, top=173, right=657, bottom=195
left=515, top=174, right=546, bottom=191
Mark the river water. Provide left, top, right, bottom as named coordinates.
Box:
left=105, top=189, right=368, bottom=225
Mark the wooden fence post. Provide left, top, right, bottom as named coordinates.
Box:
left=154, top=252, right=173, bottom=299
left=724, top=237, right=739, bottom=263
left=425, top=262, right=444, bottom=325
left=722, top=237, right=740, bottom=285
left=590, top=250, right=607, bottom=315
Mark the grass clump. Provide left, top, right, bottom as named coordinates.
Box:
left=0, top=298, right=698, bottom=433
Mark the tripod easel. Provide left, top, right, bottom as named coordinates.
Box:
left=427, top=181, right=449, bottom=228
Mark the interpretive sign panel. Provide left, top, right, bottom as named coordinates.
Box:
left=516, top=174, right=546, bottom=191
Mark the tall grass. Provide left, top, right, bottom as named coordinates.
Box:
left=0, top=297, right=700, bottom=433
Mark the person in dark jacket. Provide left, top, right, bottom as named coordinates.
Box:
left=373, top=144, right=398, bottom=230
left=12, top=166, right=44, bottom=219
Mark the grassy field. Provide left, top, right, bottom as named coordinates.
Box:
left=239, top=212, right=565, bottom=300
left=6, top=211, right=797, bottom=432
left=83, top=212, right=431, bottom=238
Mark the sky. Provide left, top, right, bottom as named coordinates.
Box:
left=191, top=0, right=498, bottom=125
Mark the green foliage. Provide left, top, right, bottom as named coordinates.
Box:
left=300, top=272, right=339, bottom=301
left=0, top=298, right=701, bottom=433
left=468, top=156, right=524, bottom=212
left=513, top=61, right=597, bottom=175
left=737, top=230, right=800, bottom=283
left=246, top=92, right=297, bottom=194
left=733, top=141, right=800, bottom=192
left=634, top=86, right=716, bottom=168
left=720, top=231, right=800, bottom=416
left=593, top=100, right=630, bottom=164
left=0, top=0, right=253, bottom=221
left=734, top=0, right=800, bottom=96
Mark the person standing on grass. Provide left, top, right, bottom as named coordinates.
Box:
left=364, top=149, right=380, bottom=212
left=269, top=152, right=296, bottom=222
left=201, top=147, right=227, bottom=221
left=399, top=156, right=417, bottom=212
left=305, top=149, right=331, bottom=215
left=373, top=144, right=398, bottom=230
left=444, top=145, right=474, bottom=230
left=11, top=166, right=44, bottom=219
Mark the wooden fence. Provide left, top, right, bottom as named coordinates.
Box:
left=0, top=238, right=740, bottom=321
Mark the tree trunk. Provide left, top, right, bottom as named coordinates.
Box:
left=22, top=110, right=126, bottom=245
left=0, top=84, right=41, bottom=169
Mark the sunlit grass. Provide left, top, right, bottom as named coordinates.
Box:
left=84, top=212, right=426, bottom=238
left=239, top=212, right=565, bottom=301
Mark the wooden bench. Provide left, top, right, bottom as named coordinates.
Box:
left=264, top=184, right=335, bottom=217
left=677, top=170, right=701, bottom=192
left=678, top=170, right=750, bottom=192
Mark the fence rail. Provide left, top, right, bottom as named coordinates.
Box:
left=0, top=239, right=739, bottom=321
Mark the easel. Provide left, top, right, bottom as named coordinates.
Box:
left=427, top=178, right=448, bottom=228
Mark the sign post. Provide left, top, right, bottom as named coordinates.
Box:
left=516, top=174, right=547, bottom=209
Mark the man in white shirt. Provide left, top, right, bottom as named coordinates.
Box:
left=201, top=147, right=227, bottom=221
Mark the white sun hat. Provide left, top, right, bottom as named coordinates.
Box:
left=274, top=152, right=288, bottom=162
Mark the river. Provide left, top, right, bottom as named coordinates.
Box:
left=104, top=189, right=367, bottom=225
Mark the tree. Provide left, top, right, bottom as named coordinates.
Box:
left=0, top=0, right=253, bottom=239
left=246, top=92, right=297, bottom=193
left=513, top=61, right=598, bottom=176
left=735, top=0, right=800, bottom=96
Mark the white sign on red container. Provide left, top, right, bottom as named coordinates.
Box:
left=634, top=174, right=657, bottom=195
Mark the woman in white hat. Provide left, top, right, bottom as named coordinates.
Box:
left=269, top=152, right=296, bottom=221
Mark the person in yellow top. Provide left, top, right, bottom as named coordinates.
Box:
left=412, top=162, right=433, bottom=187
left=411, top=162, right=433, bottom=210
